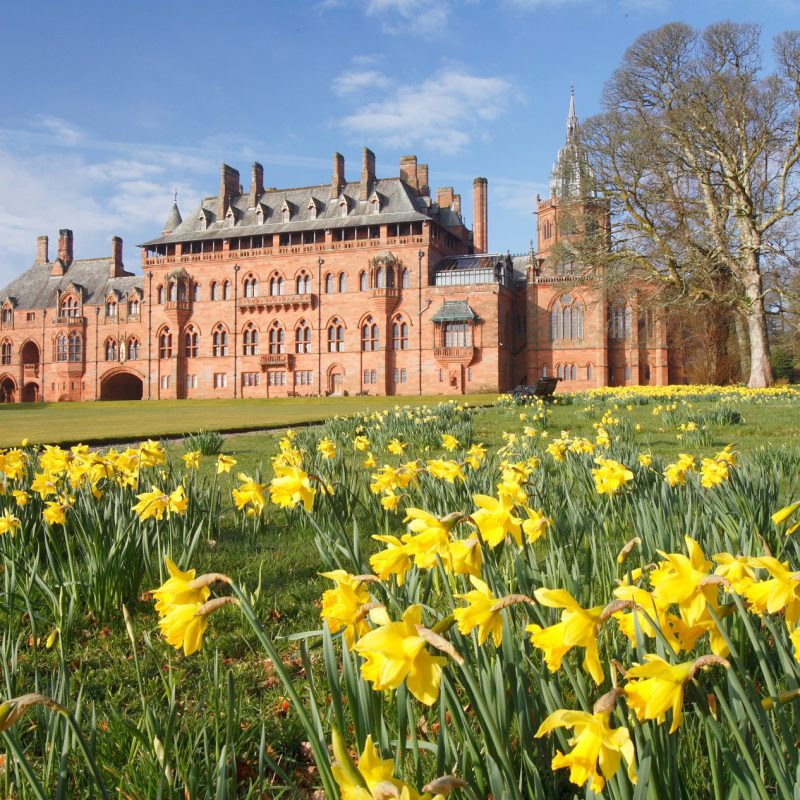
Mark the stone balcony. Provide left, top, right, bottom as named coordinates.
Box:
left=23, top=363, right=39, bottom=380
left=238, top=293, right=314, bottom=311
left=434, top=346, right=476, bottom=365
left=53, top=316, right=86, bottom=326
left=259, top=353, right=292, bottom=368
left=369, top=287, right=401, bottom=314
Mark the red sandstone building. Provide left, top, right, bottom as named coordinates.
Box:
left=0, top=93, right=680, bottom=404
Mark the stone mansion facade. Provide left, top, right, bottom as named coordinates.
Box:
left=0, top=93, right=682, bottom=403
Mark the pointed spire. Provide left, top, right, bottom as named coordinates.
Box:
left=162, top=200, right=182, bottom=235
left=566, top=83, right=578, bottom=143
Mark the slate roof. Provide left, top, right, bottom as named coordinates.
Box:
left=0, top=259, right=142, bottom=310
left=435, top=254, right=507, bottom=272
left=431, top=300, right=479, bottom=323
left=163, top=202, right=183, bottom=233
left=141, top=177, right=465, bottom=247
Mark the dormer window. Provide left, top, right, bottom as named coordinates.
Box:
left=198, top=208, right=212, bottom=230
left=105, top=299, right=117, bottom=317
left=255, top=203, right=268, bottom=224
left=307, top=198, right=319, bottom=219
left=1, top=305, right=12, bottom=325
left=338, top=196, right=349, bottom=217
left=61, top=296, right=79, bottom=318
left=369, top=191, right=381, bottom=215
left=225, top=206, right=237, bottom=228
left=280, top=200, right=291, bottom=223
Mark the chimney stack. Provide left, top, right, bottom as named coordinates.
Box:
left=249, top=162, right=264, bottom=206
left=417, top=163, right=429, bottom=196
left=331, top=152, right=345, bottom=199
left=110, top=236, right=124, bottom=277
left=436, top=186, right=454, bottom=208
left=399, top=155, right=419, bottom=192
left=473, top=177, right=488, bottom=253
left=36, top=235, right=49, bottom=265
left=360, top=147, right=376, bottom=201
left=452, top=193, right=462, bottom=216
left=58, top=229, right=73, bottom=267
left=217, top=163, right=240, bottom=218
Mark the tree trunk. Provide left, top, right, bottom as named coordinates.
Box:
left=734, top=312, right=750, bottom=383
left=743, top=270, right=773, bottom=388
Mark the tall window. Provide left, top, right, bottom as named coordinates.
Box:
left=127, top=337, right=140, bottom=360
left=325, top=273, right=334, bottom=294
left=168, top=282, right=177, bottom=302
left=296, top=273, right=310, bottom=294
left=222, top=280, right=231, bottom=301
left=295, top=322, right=311, bottom=354
left=184, top=327, right=199, bottom=358
left=550, top=294, right=584, bottom=341
left=55, top=334, right=68, bottom=362
left=193, top=283, right=200, bottom=301
left=375, top=267, right=385, bottom=288
left=392, top=318, right=409, bottom=350
left=0, top=339, right=11, bottom=365
left=128, top=298, right=140, bottom=316
left=243, top=324, right=259, bottom=355
left=61, top=296, right=79, bottom=317
left=157, top=286, right=165, bottom=305
left=402, top=268, right=410, bottom=289
left=105, top=339, right=117, bottom=361
left=1, top=307, right=12, bottom=324
left=68, top=332, right=82, bottom=362
left=338, top=273, right=347, bottom=293
left=270, top=275, right=285, bottom=296
left=444, top=322, right=471, bottom=348
left=244, top=276, right=259, bottom=298
left=327, top=320, right=344, bottom=352
left=212, top=325, right=228, bottom=357
left=159, top=329, right=172, bottom=359
left=105, top=300, right=117, bottom=317
left=359, top=271, right=368, bottom=292
left=361, top=317, right=378, bottom=352
left=211, top=282, right=220, bottom=301
left=268, top=323, right=285, bottom=354
left=609, top=303, right=632, bottom=339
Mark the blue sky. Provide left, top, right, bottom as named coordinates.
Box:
left=0, top=0, right=797, bottom=285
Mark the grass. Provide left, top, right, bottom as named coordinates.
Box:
left=0, top=393, right=499, bottom=448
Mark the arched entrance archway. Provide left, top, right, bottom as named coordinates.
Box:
left=327, top=365, right=344, bottom=396
left=20, top=340, right=40, bottom=365
left=0, top=376, right=16, bottom=403
left=21, top=383, right=39, bottom=403
left=100, top=371, right=143, bottom=401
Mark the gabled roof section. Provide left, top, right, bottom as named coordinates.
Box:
left=140, top=177, right=436, bottom=247
left=431, top=300, right=479, bottom=323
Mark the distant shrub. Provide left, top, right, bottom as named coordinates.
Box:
left=184, top=429, right=224, bottom=455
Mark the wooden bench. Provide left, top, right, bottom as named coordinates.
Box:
left=511, top=377, right=560, bottom=402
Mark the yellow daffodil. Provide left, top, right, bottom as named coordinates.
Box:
left=665, top=454, right=695, bottom=487
left=387, top=438, right=407, bottom=456
left=536, top=705, right=637, bottom=793
left=138, top=440, right=167, bottom=467
left=370, top=535, right=412, bottom=585
left=318, top=438, right=337, bottom=459
left=320, top=570, right=371, bottom=647
left=447, top=536, right=483, bottom=578
left=454, top=576, right=503, bottom=647
left=182, top=450, right=201, bottom=470
left=0, top=510, right=21, bottom=536
left=426, top=459, right=465, bottom=483
left=471, top=493, right=523, bottom=547
left=231, top=473, right=267, bottom=514
left=592, top=457, right=634, bottom=495
left=353, top=435, right=370, bottom=452
left=354, top=605, right=447, bottom=705
left=638, top=453, right=653, bottom=467
left=522, top=506, right=551, bottom=543
left=42, top=500, right=68, bottom=526
left=700, top=457, right=728, bottom=488
left=624, top=655, right=694, bottom=732
left=216, top=454, right=237, bottom=474
left=527, top=588, right=605, bottom=684
left=152, top=557, right=211, bottom=616
left=744, top=556, right=800, bottom=629
left=158, top=601, right=208, bottom=656
left=12, top=489, right=29, bottom=507
left=363, top=452, right=377, bottom=468
left=772, top=502, right=800, bottom=535
left=441, top=434, right=459, bottom=452
left=269, top=465, right=316, bottom=511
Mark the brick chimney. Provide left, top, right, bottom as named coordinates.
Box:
left=248, top=161, right=264, bottom=206
left=331, top=152, right=345, bottom=199
left=360, top=147, right=376, bottom=201
left=417, top=163, right=429, bottom=196
left=36, top=235, right=49, bottom=265
left=110, top=236, right=124, bottom=277
left=59, top=228, right=73, bottom=264
left=436, top=186, right=454, bottom=208
left=452, top=193, right=462, bottom=216
left=473, top=177, right=488, bottom=253
left=399, top=155, right=419, bottom=192
left=217, top=163, right=240, bottom=218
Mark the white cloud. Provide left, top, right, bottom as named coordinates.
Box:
left=334, top=67, right=517, bottom=152
left=363, top=0, right=451, bottom=35
left=332, top=69, right=391, bottom=95
left=34, top=115, right=85, bottom=145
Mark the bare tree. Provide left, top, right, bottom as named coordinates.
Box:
left=579, top=21, right=800, bottom=387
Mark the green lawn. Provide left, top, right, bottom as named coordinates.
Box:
left=0, top=393, right=499, bottom=448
